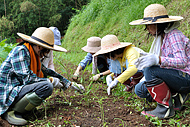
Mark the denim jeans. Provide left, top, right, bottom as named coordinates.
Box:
left=13, top=81, right=53, bottom=105
left=135, top=65, right=190, bottom=99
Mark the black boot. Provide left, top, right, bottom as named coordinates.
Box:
left=172, top=93, right=189, bottom=111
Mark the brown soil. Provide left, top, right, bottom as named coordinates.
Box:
left=0, top=62, right=190, bottom=127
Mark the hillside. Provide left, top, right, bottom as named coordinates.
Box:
left=59, top=0, right=190, bottom=65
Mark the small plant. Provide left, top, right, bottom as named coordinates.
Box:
left=114, top=118, right=125, bottom=127
left=80, top=80, right=93, bottom=107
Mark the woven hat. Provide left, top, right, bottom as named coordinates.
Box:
left=49, top=27, right=62, bottom=46
left=93, top=35, right=132, bottom=56
left=81, top=37, right=101, bottom=53
left=17, top=27, right=67, bottom=52
left=129, top=4, right=183, bottom=25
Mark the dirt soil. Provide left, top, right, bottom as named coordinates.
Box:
left=0, top=62, right=190, bottom=127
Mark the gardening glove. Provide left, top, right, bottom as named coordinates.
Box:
left=134, top=52, right=159, bottom=70
left=48, top=77, right=63, bottom=88
left=72, top=72, right=79, bottom=81
left=71, top=82, right=85, bottom=94
left=106, top=75, right=113, bottom=87
left=107, top=78, right=119, bottom=95
left=91, top=74, right=101, bottom=81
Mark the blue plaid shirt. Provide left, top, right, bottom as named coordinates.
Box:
left=0, top=45, right=70, bottom=115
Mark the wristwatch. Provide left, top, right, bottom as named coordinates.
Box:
left=100, top=73, right=104, bottom=77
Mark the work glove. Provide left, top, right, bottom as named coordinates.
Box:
left=48, top=77, right=63, bottom=88
left=72, top=72, right=79, bottom=81
left=71, top=82, right=85, bottom=94
left=134, top=52, right=159, bottom=70
left=107, top=78, right=119, bottom=95
left=106, top=75, right=113, bottom=87
left=90, top=74, right=100, bottom=81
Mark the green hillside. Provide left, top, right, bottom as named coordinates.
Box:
left=58, top=0, right=190, bottom=65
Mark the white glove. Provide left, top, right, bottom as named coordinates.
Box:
left=91, top=74, right=100, bottom=81
left=106, top=75, right=113, bottom=87
left=49, top=77, right=63, bottom=88
left=107, top=78, right=119, bottom=95
left=71, top=82, right=85, bottom=94
left=134, top=52, right=159, bottom=70
left=72, top=72, right=79, bottom=81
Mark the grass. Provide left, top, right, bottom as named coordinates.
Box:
left=51, top=0, right=190, bottom=126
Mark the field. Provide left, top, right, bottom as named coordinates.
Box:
left=1, top=61, right=190, bottom=127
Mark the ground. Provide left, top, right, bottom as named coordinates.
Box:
left=0, top=62, right=190, bottom=127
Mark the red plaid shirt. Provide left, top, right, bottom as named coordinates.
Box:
left=161, top=29, right=190, bottom=75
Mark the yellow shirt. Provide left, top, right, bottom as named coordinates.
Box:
left=116, top=46, right=139, bottom=83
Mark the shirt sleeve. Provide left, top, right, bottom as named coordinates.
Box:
left=79, top=53, right=92, bottom=70
left=47, top=51, right=55, bottom=71
left=161, top=30, right=188, bottom=68
left=11, top=46, right=47, bottom=85
left=117, top=46, right=138, bottom=83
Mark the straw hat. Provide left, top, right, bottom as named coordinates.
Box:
left=129, top=4, right=183, bottom=25
left=49, top=27, right=62, bottom=46
left=17, top=27, right=67, bottom=52
left=93, top=35, right=132, bottom=56
left=81, top=37, right=101, bottom=53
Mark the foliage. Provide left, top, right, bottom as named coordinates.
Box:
left=0, top=39, right=16, bottom=64
left=0, top=16, right=14, bottom=39
left=0, top=0, right=89, bottom=41
left=61, top=0, right=189, bottom=66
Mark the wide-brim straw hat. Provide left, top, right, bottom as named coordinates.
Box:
left=81, top=37, right=101, bottom=53
left=129, top=4, right=183, bottom=25
left=17, top=27, right=67, bottom=52
left=93, top=35, right=132, bottom=56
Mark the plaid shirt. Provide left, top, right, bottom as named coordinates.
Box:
left=0, top=45, right=70, bottom=115
left=161, top=29, right=190, bottom=75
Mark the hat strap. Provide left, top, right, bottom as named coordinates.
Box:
left=143, top=15, right=169, bottom=22
left=31, top=36, right=53, bottom=47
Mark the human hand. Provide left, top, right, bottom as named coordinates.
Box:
left=49, top=77, right=63, bottom=88
left=106, top=75, right=112, bottom=87
left=90, top=74, right=100, bottom=81
left=107, top=78, right=119, bottom=95
left=72, top=72, right=79, bottom=81
left=71, top=82, right=85, bottom=94
left=134, top=53, right=159, bottom=70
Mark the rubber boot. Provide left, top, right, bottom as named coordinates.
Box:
left=4, top=92, right=43, bottom=125
left=141, top=78, right=175, bottom=119
left=172, top=93, right=190, bottom=111
left=3, top=111, right=27, bottom=125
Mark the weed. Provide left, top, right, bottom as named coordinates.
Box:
left=114, top=118, right=125, bottom=127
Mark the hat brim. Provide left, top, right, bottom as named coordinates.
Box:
left=81, top=46, right=101, bottom=53
left=17, top=33, right=67, bottom=52
left=129, top=16, right=183, bottom=25
left=93, top=42, right=132, bottom=56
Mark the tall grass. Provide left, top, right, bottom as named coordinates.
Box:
left=59, top=0, right=172, bottom=65
left=57, top=0, right=189, bottom=67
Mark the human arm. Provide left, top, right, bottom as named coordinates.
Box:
left=42, top=64, right=85, bottom=93
left=160, top=30, right=190, bottom=68
left=47, top=50, right=55, bottom=70
left=79, top=53, right=93, bottom=70
left=91, top=70, right=111, bottom=81
left=73, top=53, right=92, bottom=80
left=117, top=46, right=138, bottom=83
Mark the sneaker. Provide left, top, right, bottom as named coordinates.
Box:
left=3, top=111, right=27, bottom=125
